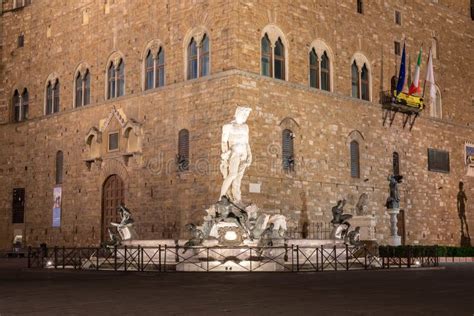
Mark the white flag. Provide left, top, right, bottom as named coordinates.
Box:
left=425, top=49, right=436, bottom=105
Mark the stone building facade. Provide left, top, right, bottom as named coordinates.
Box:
left=0, top=0, right=473, bottom=249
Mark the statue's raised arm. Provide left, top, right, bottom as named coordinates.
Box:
left=219, top=106, right=252, bottom=203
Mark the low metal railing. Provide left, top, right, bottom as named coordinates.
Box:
left=27, top=244, right=438, bottom=272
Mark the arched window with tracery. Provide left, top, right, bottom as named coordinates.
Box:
left=260, top=27, right=288, bottom=80
left=107, top=58, right=125, bottom=99
left=351, top=57, right=370, bottom=101
left=13, top=89, right=28, bottom=122
left=186, top=33, right=209, bottom=80
left=144, top=47, right=165, bottom=91
left=45, top=79, right=60, bottom=115
left=75, top=70, right=91, bottom=107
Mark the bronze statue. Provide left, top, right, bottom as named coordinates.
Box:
left=386, top=175, right=403, bottom=209
left=457, top=181, right=471, bottom=246
left=182, top=223, right=204, bottom=254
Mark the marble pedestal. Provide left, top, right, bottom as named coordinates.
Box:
left=350, top=215, right=377, bottom=241
left=387, top=208, right=401, bottom=246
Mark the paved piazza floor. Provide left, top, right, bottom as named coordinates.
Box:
left=0, top=259, right=473, bottom=315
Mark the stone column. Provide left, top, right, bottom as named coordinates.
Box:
left=387, top=208, right=401, bottom=246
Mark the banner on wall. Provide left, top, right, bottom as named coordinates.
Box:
left=52, top=186, right=62, bottom=227
left=465, top=143, right=474, bottom=177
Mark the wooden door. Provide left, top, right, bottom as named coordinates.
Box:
left=102, top=175, right=124, bottom=241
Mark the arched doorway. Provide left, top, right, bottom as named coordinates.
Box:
left=102, top=174, right=124, bottom=241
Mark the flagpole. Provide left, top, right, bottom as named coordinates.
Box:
left=422, top=46, right=431, bottom=99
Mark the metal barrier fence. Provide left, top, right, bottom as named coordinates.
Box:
left=27, top=245, right=439, bottom=272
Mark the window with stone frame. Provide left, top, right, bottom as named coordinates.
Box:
left=12, top=89, right=28, bottom=122
left=282, top=129, right=295, bottom=171
left=427, top=148, right=449, bottom=173
left=75, top=70, right=91, bottom=107
left=187, top=35, right=209, bottom=80
left=56, top=151, right=64, bottom=185
left=145, top=47, right=165, bottom=90
left=350, top=140, right=360, bottom=178
left=45, top=79, right=60, bottom=115
left=177, top=129, right=190, bottom=171
left=107, top=59, right=125, bottom=99
left=108, top=132, right=119, bottom=152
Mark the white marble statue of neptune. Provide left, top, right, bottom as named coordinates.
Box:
left=219, top=106, right=252, bottom=203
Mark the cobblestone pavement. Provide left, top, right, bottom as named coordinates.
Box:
left=0, top=259, right=473, bottom=315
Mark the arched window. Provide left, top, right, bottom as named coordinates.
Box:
left=274, top=38, right=285, bottom=80
left=351, top=61, right=359, bottom=98
left=144, top=47, right=165, bottom=91
left=320, top=52, right=330, bottom=91
left=261, top=34, right=272, bottom=77
left=282, top=129, right=295, bottom=171
left=156, top=47, right=165, bottom=87
left=350, top=140, right=360, bottom=178
left=75, top=72, right=83, bottom=107
left=200, top=34, right=209, bottom=77
left=145, top=51, right=154, bottom=90
left=309, top=49, right=319, bottom=88
left=177, top=129, right=190, bottom=171
left=361, top=64, right=369, bottom=101
left=107, top=58, right=124, bottom=99
left=55, top=151, right=64, bottom=185
left=45, top=79, right=60, bottom=115
left=187, top=38, right=198, bottom=80
left=186, top=34, right=209, bottom=80
left=75, top=70, right=91, bottom=107
left=393, top=152, right=400, bottom=176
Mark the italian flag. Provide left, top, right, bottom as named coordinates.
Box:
left=408, top=47, right=422, bottom=95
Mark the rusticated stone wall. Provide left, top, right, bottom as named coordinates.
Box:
left=0, top=0, right=473, bottom=248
